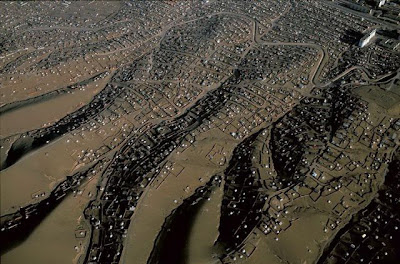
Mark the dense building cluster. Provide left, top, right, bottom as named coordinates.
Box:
left=0, top=1, right=399, bottom=264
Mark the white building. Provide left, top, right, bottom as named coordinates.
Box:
left=359, top=29, right=377, bottom=48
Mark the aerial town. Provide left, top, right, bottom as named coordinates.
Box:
left=0, top=1, right=399, bottom=264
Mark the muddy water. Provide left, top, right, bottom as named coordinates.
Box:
left=0, top=135, right=76, bottom=215
left=1, top=175, right=98, bottom=264
left=147, top=178, right=223, bottom=264
left=0, top=75, right=109, bottom=138
left=185, top=182, right=223, bottom=264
